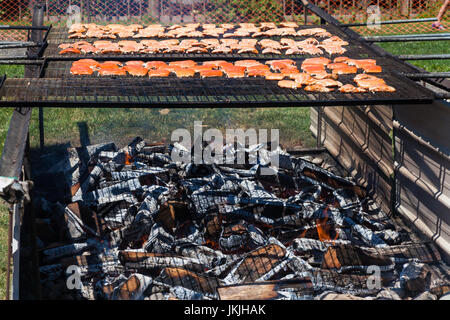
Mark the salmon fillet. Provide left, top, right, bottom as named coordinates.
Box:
left=368, top=84, right=396, bottom=92
left=144, top=61, right=167, bottom=69
left=362, top=65, right=382, bottom=73
left=70, top=65, right=94, bottom=75
left=169, top=60, right=197, bottom=68
left=278, top=80, right=301, bottom=89
left=304, top=84, right=334, bottom=92
left=290, top=73, right=315, bottom=85
left=98, top=66, right=127, bottom=76
left=148, top=69, right=170, bottom=77
left=59, top=48, right=81, bottom=54
left=200, top=70, right=223, bottom=78
left=339, top=84, right=367, bottom=93
left=174, top=68, right=195, bottom=77
left=235, top=60, right=262, bottom=68
left=124, top=65, right=148, bottom=76
left=264, top=73, right=285, bottom=80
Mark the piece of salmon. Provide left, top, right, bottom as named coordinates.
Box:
left=235, top=60, right=262, bottom=68
left=304, top=84, right=334, bottom=92
left=125, top=61, right=145, bottom=67
left=124, top=65, right=148, bottom=76
left=290, top=73, right=315, bottom=85
left=264, top=73, right=285, bottom=80
left=278, top=80, right=300, bottom=89
left=222, top=65, right=246, bottom=78
left=59, top=48, right=81, bottom=55
left=362, top=65, right=382, bottom=73
left=169, top=60, right=197, bottom=68
left=280, top=67, right=300, bottom=76
left=339, top=84, right=367, bottom=93
left=200, top=70, right=223, bottom=78
left=312, top=79, right=343, bottom=87
left=148, top=69, right=170, bottom=77
left=301, top=64, right=325, bottom=73
left=72, top=59, right=100, bottom=69
left=98, top=66, right=127, bottom=76
left=333, top=56, right=351, bottom=63
left=144, top=61, right=167, bottom=69
left=174, top=68, right=195, bottom=77
left=331, top=65, right=357, bottom=75
left=70, top=65, right=94, bottom=75
left=309, top=71, right=338, bottom=80
left=303, top=57, right=331, bottom=66
left=368, top=84, right=396, bottom=92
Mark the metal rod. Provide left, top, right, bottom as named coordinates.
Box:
left=342, top=17, right=437, bottom=27
left=39, top=107, right=45, bottom=150
left=0, top=60, right=45, bottom=65
left=0, top=25, right=50, bottom=31
left=364, top=34, right=450, bottom=42
left=397, top=54, right=450, bottom=60
left=0, top=42, right=42, bottom=50
left=401, top=72, right=450, bottom=79
left=6, top=206, right=12, bottom=300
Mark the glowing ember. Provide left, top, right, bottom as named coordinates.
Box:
left=316, top=207, right=339, bottom=243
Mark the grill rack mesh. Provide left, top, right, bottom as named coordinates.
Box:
left=0, top=73, right=433, bottom=108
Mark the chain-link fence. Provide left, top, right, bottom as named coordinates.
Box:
left=0, top=1, right=448, bottom=41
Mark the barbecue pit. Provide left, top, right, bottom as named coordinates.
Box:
left=0, top=0, right=449, bottom=300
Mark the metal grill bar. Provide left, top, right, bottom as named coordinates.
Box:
left=0, top=74, right=434, bottom=109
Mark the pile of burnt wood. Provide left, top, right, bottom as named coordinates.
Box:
left=32, top=138, right=450, bottom=300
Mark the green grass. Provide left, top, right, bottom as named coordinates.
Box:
left=377, top=40, right=450, bottom=72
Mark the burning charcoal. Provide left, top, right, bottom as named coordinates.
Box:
left=222, top=243, right=288, bottom=284
left=311, top=269, right=392, bottom=295
left=400, top=262, right=432, bottom=296
left=108, top=167, right=169, bottom=181
left=315, top=291, right=367, bottom=300
left=413, top=291, right=437, bottom=300
left=173, top=241, right=226, bottom=269
left=175, top=221, right=204, bottom=245
left=218, top=204, right=276, bottom=226
left=289, top=238, right=351, bottom=254
left=102, top=201, right=137, bottom=230
left=293, top=158, right=366, bottom=198
left=218, top=220, right=267, bottom=252
left=218, top=278, right=314, bottom=300
left=287, top=185, right=322, bottom=203
left=170, top=286, right=211, bottom=300
left=102, top=273, right=152, bottom=300
left=32, top=137, right=450, bottom=300
left=41, top=240, right=96, bottom=264
left=321, top=244, right=395, bottom=272
left=332, top=188, right=361, bottom=210
left=374, top=229, right=401, bottom=245
left=124, top=253, right=206, bottom=273
left=156, top=267, right=221, bottom=297
left=143, top=223, right=174, bottom=253
left=375, top=288, right=402, bottom=300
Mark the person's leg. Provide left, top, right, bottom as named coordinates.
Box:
left=433, top=0, right=449, bottom=29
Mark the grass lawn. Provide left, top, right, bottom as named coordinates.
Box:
left=0, top=38, right=448, bottom=299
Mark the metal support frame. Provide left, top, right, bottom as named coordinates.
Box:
left=364, top=33, right=450, bottom=42
left=342, top=17, right=438, bottom=28
left=398, top=54, right=450, bottom=61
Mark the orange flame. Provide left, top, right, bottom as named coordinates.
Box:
left=315, top=206, right=339, bottom=243
left=124, top=151, right=132, bottom=165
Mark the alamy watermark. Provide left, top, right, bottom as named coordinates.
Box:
left=367, top=5, right=381, bottom=30
left=171, top=121, right=280, bottom=175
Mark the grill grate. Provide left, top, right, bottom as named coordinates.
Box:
left=0, top=73, right=434, bottom=108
